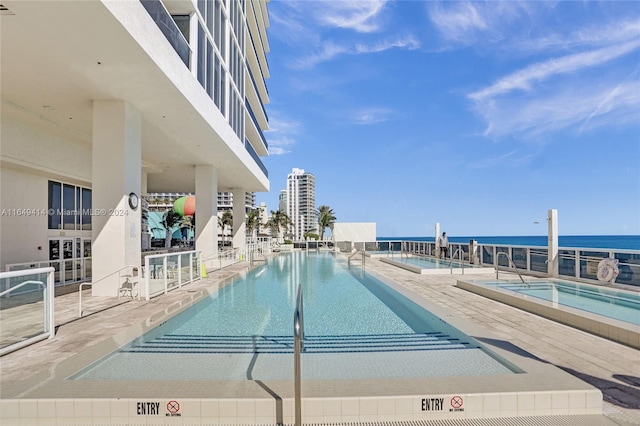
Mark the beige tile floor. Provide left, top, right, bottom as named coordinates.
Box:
left=1, top=255, right=638, bottom=425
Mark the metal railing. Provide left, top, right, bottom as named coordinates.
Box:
left=0, top=267, right=55, bottom=356
left=293, top=284, right=304, bottom=426
left=495, top=252, right=526, bottom=284
left=348, top=248, right=365, bottom=268
left=449, top=248, right=466, bottom=274
left=78, top=264, right=139, bottom=317
left=383, top=239, right=640, bottom=287
left=249, top=249, right=267, bottom=265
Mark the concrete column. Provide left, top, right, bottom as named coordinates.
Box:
left=141, top=171, right=148, bottom=194
left=232, top=188, right=246, bottom=253
left=195, top=165, right=218, bottom=268
left=91, top=100, right=141, bottom=297
left=548, top=209, right=559, bottom=277
left=434, top=222, right=440, bottom=258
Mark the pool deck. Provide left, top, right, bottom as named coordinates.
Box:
left=1, top=254, right=638, bottom=425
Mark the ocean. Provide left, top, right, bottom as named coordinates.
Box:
left=377, top=235, right=640, bottom=251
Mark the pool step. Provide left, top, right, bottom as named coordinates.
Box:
left=122, top=332, right=479, bottom=354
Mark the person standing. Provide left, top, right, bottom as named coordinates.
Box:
left=438, top=232, right=449, bottom=259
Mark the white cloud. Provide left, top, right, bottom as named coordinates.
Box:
left=468, top=150, right=534, bottom=169
left=428, top=0, right=528, bottom=45
left=469, top=40, right=640, bottom=102
left=267, top=137, right=295, bottom=155
left=265, top=115, right=303, bottom=156
left=472, top=79, right=640, bottom=139
left=315, top=0, right=388, bottom=33
left=293, top=35, right=419, bottom=69
left=512, top=19, right=640, bottom=53
left=352, top=107, right=393, bottom=125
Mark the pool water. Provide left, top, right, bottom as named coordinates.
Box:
left=391, top=256, right=468, bottom=269
left=73, top=252, right=518, bottom=381
left=478, top=279, right=640, bottom=325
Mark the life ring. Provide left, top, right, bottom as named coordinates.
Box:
left=597, top=259, right=619, bottom=282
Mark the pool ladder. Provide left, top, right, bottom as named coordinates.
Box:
left=348, top=248, right=366, bottom=268
left=496, top=252, right=527, bottom=286
left=293, top=284, right=304, bottom=426
left=448, top=249, right=466, bottom=274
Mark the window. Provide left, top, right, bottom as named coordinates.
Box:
left=48, top=180, right=91, bottom=230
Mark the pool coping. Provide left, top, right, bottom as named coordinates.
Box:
left=455, top=278, right=640, bottom=350
left=380, top=256, right=495, bottom=275
left=0, top=254, right=605, bottom=424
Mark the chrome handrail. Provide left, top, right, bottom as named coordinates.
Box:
left=496, top=252, right=526, bottom=284
left=348, top=245, right=365, bottom=268
left=293, top=284, right=304, bottom=426
left=448, top=248, right=466, bottom=274
left=0, top=280, right=45, bottom=297
left=249, top=248, right=267, bottom=265
left=78, top=264, right=138, bottom=317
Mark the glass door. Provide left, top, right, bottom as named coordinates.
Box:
left=62, top=239, right=74, bottom=283
left=48, top=239, right=61, bottom=283
left=83, top=239, right=92, bottom=280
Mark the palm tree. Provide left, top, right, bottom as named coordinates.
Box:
left=218, top=210, right=233, bottom=247
left=317, top=205, right=337, bottom=240
left=246, top=208, right=260, bottom=242
left=179, top=215, right=193, bottom=244
left=161, top=210, right=182, bottom=248
left=265, top=209, right=292, bottom=243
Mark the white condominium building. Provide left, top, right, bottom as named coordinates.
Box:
left=0, top=0, right=272, bottom=296
left=286, top=168, right=316, bottom=240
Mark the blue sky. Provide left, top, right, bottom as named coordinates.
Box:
left=255, top=0, right=640, bottom=237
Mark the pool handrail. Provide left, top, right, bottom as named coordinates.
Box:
left=78, top=264, right=139, bottom=317
left=293, top=284, right=304, bottom=426
left=496, top=252, right=527, bottom=285
left=449, top=248, right=466, bottom=274
left=348, top=246, right=366, bottom=268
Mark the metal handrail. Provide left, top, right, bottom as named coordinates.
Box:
left=0, top=280, right=45, bottom=297
left=78, top=264, right=139, bottom=317
left=201, top=248, right=240, bottom=270
left=348, top=246, right=365, bottom=268
left=448, top=249, right=466, bottom=274
left=250, top=249, right=267, bottom=265
left=293, top=284, right=304, bottom=426
left=496, top=252, right=526, bottom=284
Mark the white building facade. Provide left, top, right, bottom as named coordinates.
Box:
left=0, top=0, right=271, bottom=296
left=286, top=168, right=316, bottom=240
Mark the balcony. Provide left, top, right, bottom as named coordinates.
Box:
left=245, top=139, right=268, bottom=178
left=140, top=0, right=191, bottom=68
left=246, top=100, right=269, bottom=152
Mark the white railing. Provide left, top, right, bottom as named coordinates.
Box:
left=0, top=267, right=55, bottom=356
left=202, top=247, right=242, bottom=271
left=5, top=256, right=92, bottom=290
left=376, top=240, right=640, bottom=287
left=143, top=250, right=202, bottom=301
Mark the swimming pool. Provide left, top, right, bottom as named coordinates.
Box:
left=2, top=252, right=606, bottom=424
left=457, top=278, right=640, bottom=349
left=380, top=255, right=494, bottom=275
left=73, top=252, right=517, bottom=381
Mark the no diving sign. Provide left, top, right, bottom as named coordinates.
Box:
left=166, top=400, right=181, bottom=417
left=450, top=395, right=464, bottom=412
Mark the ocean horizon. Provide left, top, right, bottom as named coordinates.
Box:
left=377, top=235, right=640, bottom=251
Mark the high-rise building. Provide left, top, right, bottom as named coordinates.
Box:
left=278, top=190, right=287, bottom=212
left=286, top=168, right=316, bottom=240
left=0, top=0, right=272, bottom=296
